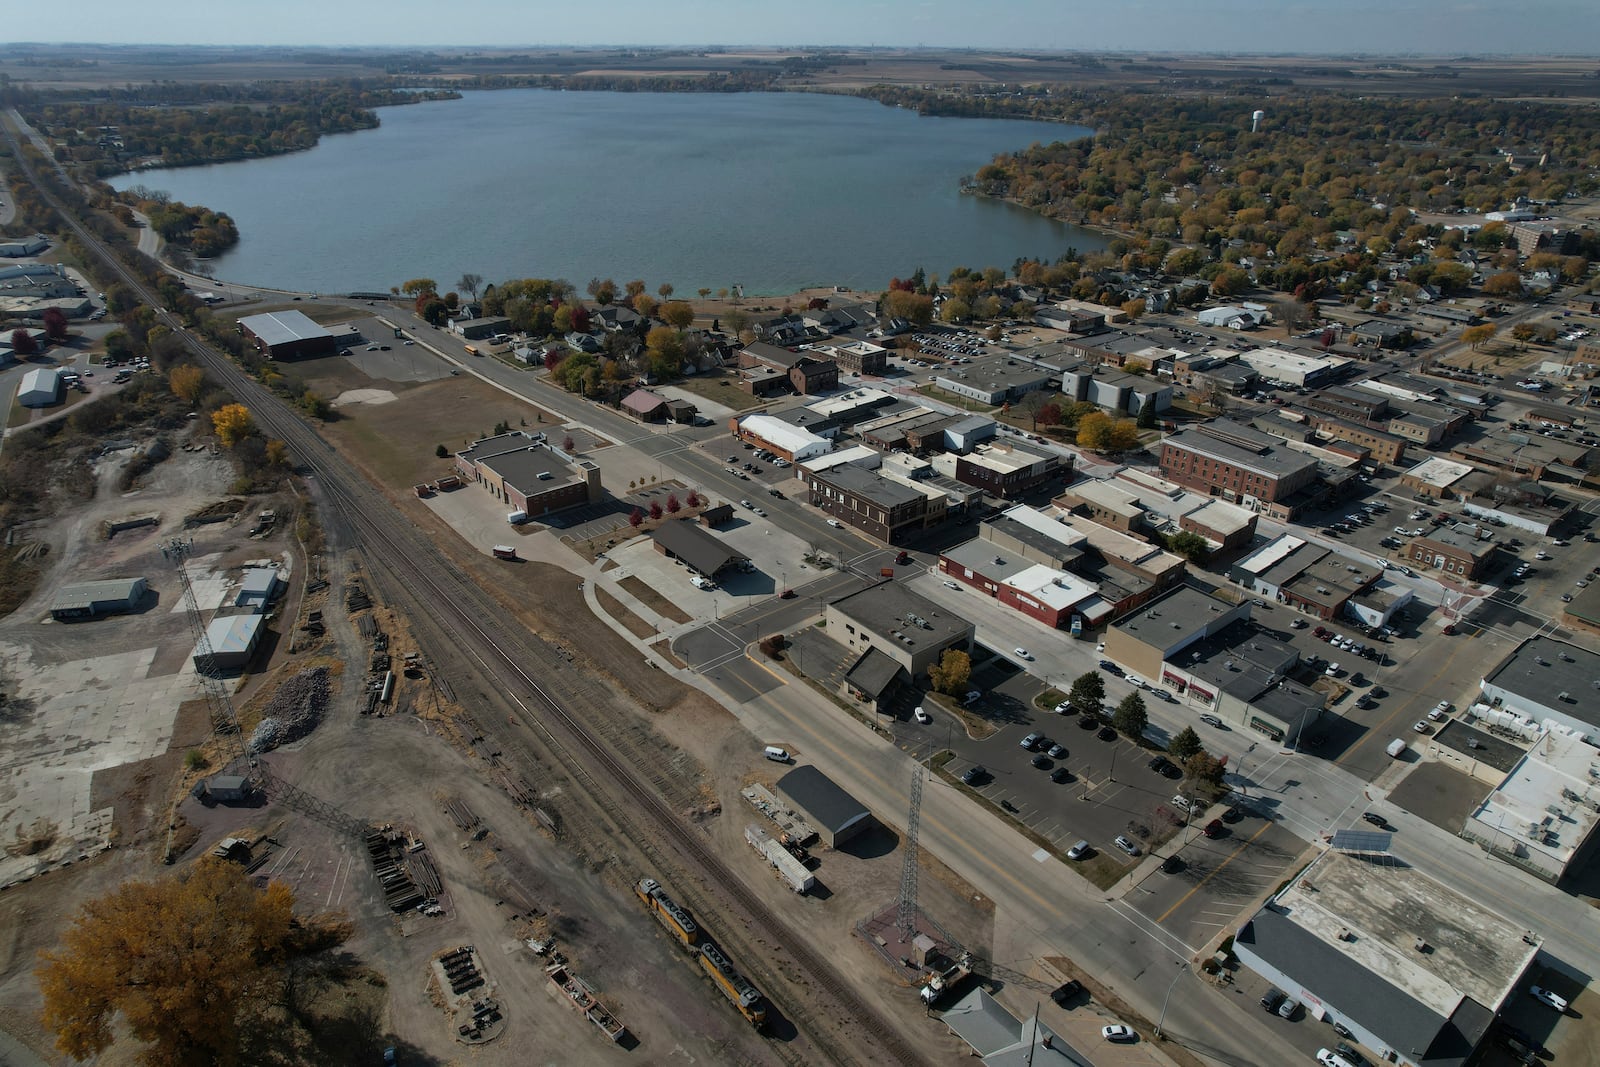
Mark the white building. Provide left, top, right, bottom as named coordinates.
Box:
left=734, top=414, right=833, bottom=462
left=1479, top=636, right=1600, bottom=744
left=1463, top=728, right=1600, bottom=883
left=17, top=367, right=62, bottom=407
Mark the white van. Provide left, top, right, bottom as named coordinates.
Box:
left=506, top=510, right=528, bottom=525
left=763, top=746, right=791, bottom=763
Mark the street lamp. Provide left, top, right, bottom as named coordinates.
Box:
left=1155, top=960, right=1186, bottom=1039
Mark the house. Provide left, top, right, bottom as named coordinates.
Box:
left=620, top=388, right=669, bottom=423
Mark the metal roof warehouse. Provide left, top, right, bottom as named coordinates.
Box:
left=775, top=766, right=873, bottom=848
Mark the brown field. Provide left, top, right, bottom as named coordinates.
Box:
left=317, top=375, right=550, bottom=490
left=4, top=45, right=1599, bottom=104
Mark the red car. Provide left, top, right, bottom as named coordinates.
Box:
left=1202, top=819, right=1225, bottom=839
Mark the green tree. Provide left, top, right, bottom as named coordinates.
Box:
left=37, top=857, right=352, bottom=1067
left=1068, top=671, right=1105, bottom=713
left=1168, top=725, right=1202, bottom=761
left=1112, top=693, right=1148, bottom=740
left=928, top=648, right=973, bottom=696
left=1168, top=530, right=1210, bottom=561
left=1136, top=402, right=1157, bottom=429
left=939, top=298, right=972, bottom=324
left=435, top=444, right=449, bottom=458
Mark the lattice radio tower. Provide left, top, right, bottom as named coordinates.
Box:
left=897, top=763, right=925, bottom=935
left=163, top=538, right=255, bottom=780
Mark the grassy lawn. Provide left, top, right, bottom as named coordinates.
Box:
left=916, top=384, right=1001, bottom=413
left=671, top=371, right=766, bottom=412
left=618, top=575, right=693, bottom=624
left=1033, top=688, right=1066, bottom=712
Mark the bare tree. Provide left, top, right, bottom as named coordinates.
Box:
left=457, top=273, right=483, bottom=302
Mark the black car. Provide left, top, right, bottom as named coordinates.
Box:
left=1099, top=660, right=1123, bottom=675
left=1335, top=1042, right=1366, bottom=1065
left=1260, top=988, right=1286, bottom=1013
left=1362, top=812, right=1387, bottom=827
left=1050, top=766, right=1072, bottom=783
left=1031, top=754, right=1051, bottom=770
left=961, top=765, right=986, bottom=785
left=1157, top=761, right=1182, bottom=780
left=1221, top=805, right=1244, bottom=823
left=1050, top=979, right=1084, bottom=1006
left=1078, top=714, right=1101, bottom=730
left=1097, top=725, right=1118, bottom=741
left=1148, top=755, right=1171, bottom=773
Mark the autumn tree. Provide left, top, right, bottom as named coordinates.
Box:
left=660, top=301, right=696, bottom=329
left=1184, top=749, right=1227, bottom=787
left=37, top=857, right=351, bottom=1067
left=632, top=293, right=659, bottom=319
left=685, top=489, right=702, bottom=508
left=1077, top=411, right=1114, bottom=451
left=10, top=328, right=37, bottom=356
left=586, top=277, right=617, bottom=306
left=41, top=306, right=70, bottom=341
left=169, top=364, right=205, bottom=404
left=665, top=493, right=681, bottom=514
left=1461, top=324, right=1498, bottom=350
left=624, top=279, right=648, bottom=301
left=1112, top=692, right=1149, bottom=740
left=1121, top=297, right=1147, bottom=320
left=1482, top=272, right=1524, bottom=298
left=628, top=507, right=644, bottom=528
left=928, top=648, right=973, bottom=696
left=211, top=403, right=254, bottom=448
left=1106, top=419, right=1141, bottom=452
left=399, top=278, right=436, bottom=296
left=264, top=439, right=290, bottom=467
left=649, top=499, right=663, bottom=520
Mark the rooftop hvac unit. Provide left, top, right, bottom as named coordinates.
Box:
left=1413, top=937, right=1429, bottom=953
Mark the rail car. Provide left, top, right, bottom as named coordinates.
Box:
left=698, top=939, right=768, bottom=1028
left=636, top=877, right=699, bottom=947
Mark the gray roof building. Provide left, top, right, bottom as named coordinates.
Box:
left=1480, top=636, right=1600, bottom=741
left=775, top=766, right=873, bottom=848
left=942, top=987, right=1089, bottom=1066
left=824, top=580, right=974, bottom=677
left=650, top=520, right=746, bottom=577
left=51, top=577, right=149, bottom=620
left=237, top=310, right=332, bottom=350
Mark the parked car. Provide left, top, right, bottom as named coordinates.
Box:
left=1020, top=732, right=1043, bottom=750
left=913, top=706, right=931, bottom=724
left=1113, top=835, right=1141, bottom=857
left=1202, top=819, right=1224, bottom=839
left=1053, top=701, right=1075, bottom=715
left=1031, top=754, right=1051, bottom=770
left=1048, top=743, right=1067, bottom=759
left=1051, top=979, right=1085, bottom=1004
left=1101, top=1024, right=1136, bottom=1043
left=1261, top=988, right=1287, bottom=1014
left=1066, top=841, right=1090, bottom=861
left=1529, top=985, right=1568, bottom=1013
left=1362, top=812, right=1387, bottom=827
left=1200, top=714, right=1225, bottom=729
left=960, top=765, right=986, bottom=785
left=1413, top=721, right=1432, bottom=735
left=1050, top=766, right=1072, bottom=783
left=826, top=519, right=844, bottom=528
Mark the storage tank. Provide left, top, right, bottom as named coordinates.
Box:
left=1251, top=109, right=1265, bottom=132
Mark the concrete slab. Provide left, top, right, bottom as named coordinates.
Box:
left=0, top=641, right=199, bottom=885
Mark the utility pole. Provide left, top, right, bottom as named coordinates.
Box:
left=163, top=538, right=254, bottom=777
left=1155, top=960, right=1186, bottom=1038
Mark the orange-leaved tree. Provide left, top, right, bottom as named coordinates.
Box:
left=169, top=364, right=205, bottom=404
left=37, top=857, right=352, bottom=1066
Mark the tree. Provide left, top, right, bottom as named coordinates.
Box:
left=168, top=364, right=205, bottom=404
left=1112, top=693, right=1148, bottom=740
left=1184, top=749, right=1227, bottom=787
left=697, top=288, right=712, bottom=300
left=661, top=301, right=696, bottom=329
left=1168, top=726, right=1202, bottom=761
left=644, top=326, right=685, bottom=381
left=685, top=489, right=702, bottom=508
left=456, top=273, right=483, bottom=301
left=1068, top=671, right=1105, bottom=713
left=628, top=508, right=644, bottom=528
left=1461, top=324, right=1498, bottom=350
left=399, top=278, right=436, bottom=296
left=211, top=403, right=254, bottom=448
left=928, top=648, right=973, bottom=696
left=1136, top=402, right=1157, bottom=429
left=264, top=439, right=290, bottom=467
left=665, top=493, right=681, bottom=514
left=1106, top=419, right=1142, bottom=452
left=587, top=277, right=617, bottom=306
left=1036, top=402, right=1063, bottom=431
left=1121, top=297, right=1147, bottom=320
left=1077, top=411, right=1113, bottom=451
left=1168, top=530, right=1210, bottom=562
left=37, top=857, right=351, bottom=1067
left=632, top=293, right=659, bottom=319
left=41, top=306, right=69, bottom=341
left=657, top=282, right=674, bottom=299
left=1482, top=272, right=1524, bottom=299
left=435, top=444, right=449, bottom=458
left=939, top=298, right=972, bottom=324
left=563, top=435, right=575, bottom=452
left=649, top=500, right=663, bottom=520
left=10, top=328, right=37, bottom=357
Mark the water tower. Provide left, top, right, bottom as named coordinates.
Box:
left=1251, top=109, right=1265, bottom=133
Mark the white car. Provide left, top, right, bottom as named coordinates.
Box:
left=740, top=499, right=754, bottom=509
left=826, top=519, right=844, bottom=529
left=943, top=580, right=960, bottom=590
left=1529, top=985, right=1568, bottom=1012
left=1429, top=701, right=1451, bottom=720
left=1101, top=1024, right=1136, bottom=1043
left=1325, top=662, right=1341, bottom=677
left=913, top=706, right=931, bottom=724
left=1013, top=648, right=1033, bottom=661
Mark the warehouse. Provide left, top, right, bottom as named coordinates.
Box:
left=776, top=766, right=873, bottom=848
left=650, top=519, right=748, bottom=577
left=731, top=413, right=833, bottom=462
left=17, top=367, right=62, bottom=407
left=51, top=577, right=149, bottom=621
left=195, top=614, right=264, bottom=673
left=234, top=567, right=281, bottom=611
left=237, top=310, right=337, bottom=360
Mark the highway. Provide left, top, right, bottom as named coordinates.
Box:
left=0, top=115, right=927, bottom=1067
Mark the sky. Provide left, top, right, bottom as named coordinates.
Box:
left=28, top=1, right=1600, bottom=55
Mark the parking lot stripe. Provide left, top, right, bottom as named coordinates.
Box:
left=1155, top=821, right=1274, bottom=925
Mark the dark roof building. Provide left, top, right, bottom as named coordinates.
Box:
left=775, top=766, right=873, bottom=848
left=620, top=388, right=669, bottom=422
left=650, top=519, right=747, bottom=577
left=823, top=580, right=974, bottom=677
left=456, top=432, right=603, bottom=519
left=1480, top=636, right=1600, bottom=743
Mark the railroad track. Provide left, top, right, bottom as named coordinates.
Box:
left=4, top=122, right=926, bottom=1067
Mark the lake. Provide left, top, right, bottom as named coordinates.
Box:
left=112, top=90, right=1099, bottom=296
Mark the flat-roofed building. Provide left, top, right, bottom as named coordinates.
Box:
left=195, top=614, right=263, bottom=673
left=823, top=580, right=973, bottom=677
left=1233, top=850, right=1537, bottom=1067
left=1302, top=385, right=1391, bottom=423
left=953, top=442, right=1067, bottom=499
left=934, top=361, right=1052, bottom=405
left=1400, top=457, right=1476, bottom=500
left=807, top=466, right=941, bottom=544
left=1463, top=729, right=1600, bottom=884
left=1308, top=414, right=1408, bottom=465
left=1351, top=319, right=1414, bottom=349
left=1159, top=420, right=1320, bottom=510
left=1237, top=346, right=1351, bottom=388
left=1179, top=498, right=1257, bottom=555
left=456, top=432, right=602, bottom=519
left=1056, top=479, right=1147, bottom=534
left=1231, top=534, right=1382, bottom=621
left=238, top=310, right=337, bottom=360
left=738, top=341, right=839, bottom=394
left=1101, top=583, right=1249, bottom=684
left=1406, top=525, right=1495, bottom=580
left=813, top=338, right=887, bottom=375
left=1480, top=636, right=1600, bottom=744
left=732, top=413, right=833, bottom=462
left=448, top=315, right=511, bottom=340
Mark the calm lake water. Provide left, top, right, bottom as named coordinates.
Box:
left=112, top=90, right=1099, bottom=296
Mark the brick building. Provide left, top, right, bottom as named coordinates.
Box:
left=1407, top=526, right=1495, bottom=580
left=456, top=432, right=602, bottom=519
left=1158, top=420, right=1319, bottom=509
left=738, top=341, right=839, bottom=395
left=953, top=443, right=1068, bottom=499
left=808, top=466, right=941, bottom=545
